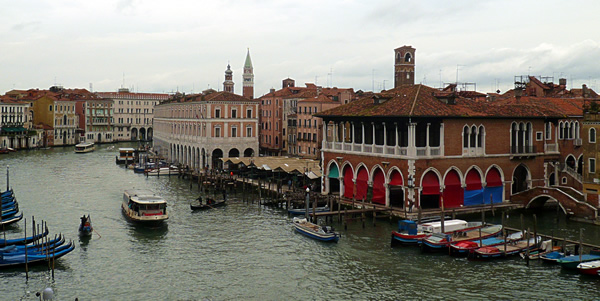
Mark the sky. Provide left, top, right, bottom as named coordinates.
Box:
left=2, top=0, right=600, bottom=97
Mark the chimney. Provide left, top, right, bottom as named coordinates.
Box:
left=270, top=88, right=275, bottom=94
left=515, top=88, right=522, bottom=102
left=559, top=78, right=567, bottom=86
left=583, top=84, right=589, bottom=98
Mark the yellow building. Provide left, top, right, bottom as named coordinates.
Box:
left=32, top=95, right=78, bottom=146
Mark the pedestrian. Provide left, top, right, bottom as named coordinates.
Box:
left=288, top=179, right=292, bottom=190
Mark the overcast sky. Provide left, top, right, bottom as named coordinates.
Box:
left=2, top=0, right=599, bottom=97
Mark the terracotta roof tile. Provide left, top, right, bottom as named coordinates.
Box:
left=316, top=84, right=585, bottom=119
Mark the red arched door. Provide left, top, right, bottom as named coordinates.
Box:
left=343, top=166, right=354, bottom=199
left=372, top=168, right=385, bottom=205
left=443, top=170, right=463, bottom=208
left=420, top=171, right=440, bottom=209
left=356, top=167, right=369, bottom=201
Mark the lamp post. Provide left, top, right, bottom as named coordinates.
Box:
left=407, top=175, right=414, bottom=213
left=305, top=187, right=310, bottom=221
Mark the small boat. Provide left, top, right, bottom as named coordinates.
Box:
left=578, top=260, right=600, bottom=276
left=557, top=249, right=600, bottom=270
left=78, top=214, right=93, bottom=236
left=540, top=250, right=565, bottom=263
left=74, top=142, right=95, bottom=153
left=288, top=205, right=329, bottom=215
left=190, top=197, right=227, bottom=210
left=0, top=212, right=23, bottom=227
left=115, top=148, right=135, bottom=165
left=470, top=233, right=542, bottom=260
left=391, top=219, right=471, bottom=246
left=144, top=166, right=180, bottom=176
left=520, top=240, right=561, bottom=260
left=421, top=224, right=503, bottom=252
left=122, top=189, right=168, bottom=225
left=0, top=235, right=66, bottom=255
left=451, top=232, right=523, bottom=257
left=292, top=217, right=339, bottom=242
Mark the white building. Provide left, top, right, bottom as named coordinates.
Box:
left=153, top=90, right=260, bottom=171
left=96, top=88, right=169, bottom=142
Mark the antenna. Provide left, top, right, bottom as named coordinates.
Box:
left=456, top=65, right=463, bottom=84
left=372, top=69, right=375, bottom=91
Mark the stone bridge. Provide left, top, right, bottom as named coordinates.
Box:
left=511, top=186, right=598, bottom=222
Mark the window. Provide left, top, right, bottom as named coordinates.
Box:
left=536, top=132, right=543, bottom=141
left=215, top=109, right=221, bottom=118
left=246, top=126, right=252, bottom=137
left=545, top=123, right=552, bottom=140
left=590, top=128, right=597, bottom=143
left=215, top=127, right=221, bottom=138
left=590, top=158, right=596, bottom=174
left=247, top=109, right=252, bottom=118
left=463, top=126, right=469, bottom=148
left=231, top=109, right=237, bottom=118
left=231, top=127, right=237, bottom=137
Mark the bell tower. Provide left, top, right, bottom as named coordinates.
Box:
left=223, top=63, right=234, bottom=93
left=242, top=48, right=254, bottom=99
left=394, top=45, right=415, bottom=88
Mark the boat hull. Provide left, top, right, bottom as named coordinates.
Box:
left=293, top=218, right=339, bottom=242
left=190, top=200, right=227, bottom=210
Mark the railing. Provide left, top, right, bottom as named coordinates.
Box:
left=574, top=138, right=582, bottom=146
left=384, top=146, right=395, bottom=155
left=510, top=145, right=536, bottom=154
left=430, top=147, right=441, bottom=156
left=343, top=144, right=352, bottom=151
left=363, top=145, right=372, bottom=153
left=545, top=143, right=558, bottom=153
left=353, top=144, right=362, bottom=152
left=374, top=145, right=384, bottom=153
left=416, top=147, right=426, bottom=156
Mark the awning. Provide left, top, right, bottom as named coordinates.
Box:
left=1, top=127, right=27, bottom=133
left=328, top=165, right=339, bottom=178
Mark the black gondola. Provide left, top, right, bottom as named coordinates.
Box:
left=190, top=197, right=227, bottom=210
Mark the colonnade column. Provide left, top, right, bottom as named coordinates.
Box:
left=408, top=122, right=416, bottom=157
left=361, top=122, right=365, bottom=152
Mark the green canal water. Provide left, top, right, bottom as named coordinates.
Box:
left=0, top=145, right=599, bottom=300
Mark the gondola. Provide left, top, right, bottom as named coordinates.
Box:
left=0, top=235, right=65, bottom=255
left=0, top=225, right=49, bottom=246
left=0, top=241, right=75, bottom=270
left=78, top=214, right=93, bottom=237
left=190, top=197, right=227, bottom=210
left=0, top=212, right=23, bottom=227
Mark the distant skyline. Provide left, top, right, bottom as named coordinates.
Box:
left=2, top=0, right=599, bottom=96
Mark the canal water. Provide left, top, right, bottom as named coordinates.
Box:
left=0, top=145, right=599, bottom=300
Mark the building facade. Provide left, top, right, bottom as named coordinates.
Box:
left=96, top=88, right=169, bottom=142
left=0, top=97, right=37, bottom=149
left=242, top=49, right=254, bottom=99
left=153, top=91, right=259, bottom=172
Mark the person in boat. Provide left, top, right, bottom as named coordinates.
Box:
left=196, top=196, right=203, bottom=204
left=80, top=215, right=87, bottom=226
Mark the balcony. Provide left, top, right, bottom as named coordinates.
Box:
left=323, top=142, right=439, bottom=158
left=574, top=138, right=582, bottom=146
left=510, top=145, right=537, bottom=159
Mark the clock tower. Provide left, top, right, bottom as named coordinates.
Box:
left=243, top=49, right=254, bottom=99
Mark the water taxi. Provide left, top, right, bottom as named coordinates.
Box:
left=115, top=147, right=135, bottom=164
left=74, top=142, right=96, bottom=153
left=122, top=189, right=168, bottom=225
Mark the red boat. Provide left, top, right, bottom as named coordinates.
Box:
left=577, top=260, right=600, bottom=276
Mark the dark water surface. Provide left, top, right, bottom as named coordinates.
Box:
left=0, top=145, right=599, bottom=300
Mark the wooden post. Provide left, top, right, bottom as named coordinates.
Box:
left=344, top=208, right=348, bottom=230
left=579, top=228, right=583, bottom=263
left=24, top=217, right=28, bottom=280
left=502, top=213, right=507, bottom=254
left=490, top=194, right=495, bottom=217
left=373, top=210, right=376, bottom=227
left=533, top=214, right=538, bottom=250
left=526, top=228, right=530, bottom=265
left=481, top=208, right=485, bottom=225
left=452, top=209, right=455, bottom=220
left=520, top=214, right=525, bottom=237
left=440, top=196, right=445, bottom=233
left=361, top=198, right=366, bottom=229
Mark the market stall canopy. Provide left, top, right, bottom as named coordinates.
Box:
left=220, top=157, right=320, bottom=175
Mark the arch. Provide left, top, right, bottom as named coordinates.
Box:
left=388, top=168, right=403, bottom=185
left=464, top=168, right=484, bottom=206
left=97, top=133, right=102, bottom=143
left=369, top=164, right=384, bottom=182
left=342, top=164, right=355, bottom=199
left=526, top=195, right=566, bottom=214
left=590, top=128, right=597, bottom=143
left=372, top=167, right=385, bottom=205
left=404, top=52, right=412, bottom=63
left=355, top=166, right=369, bottom=201
left=420, top=169, right=441, bottom=209
left=511, top=164, right=530, bottom=195
left=388, top=168, right=404, bottom=208
left=442, top=169, right=463, bottom=208
left=211, top=149, right=224, bottom=170
left=549, top=172, right=556, bottom=186
left=565, top=154, right=576, bottom=169
left=484, top=166, right=504, bottom=203
left=243, top=148, right=254, bottom=157
left=577, top=154, right=583, bottom=175
left=131, top=128, right=138, bottom=141
left=228, top=148, right=240, bottom=158
left=140, top=128, right=147, bottom=141
left=327, top=160, right=340, bottom=178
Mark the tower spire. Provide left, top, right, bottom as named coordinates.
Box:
left=243, top=48, right=254, bottom=99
